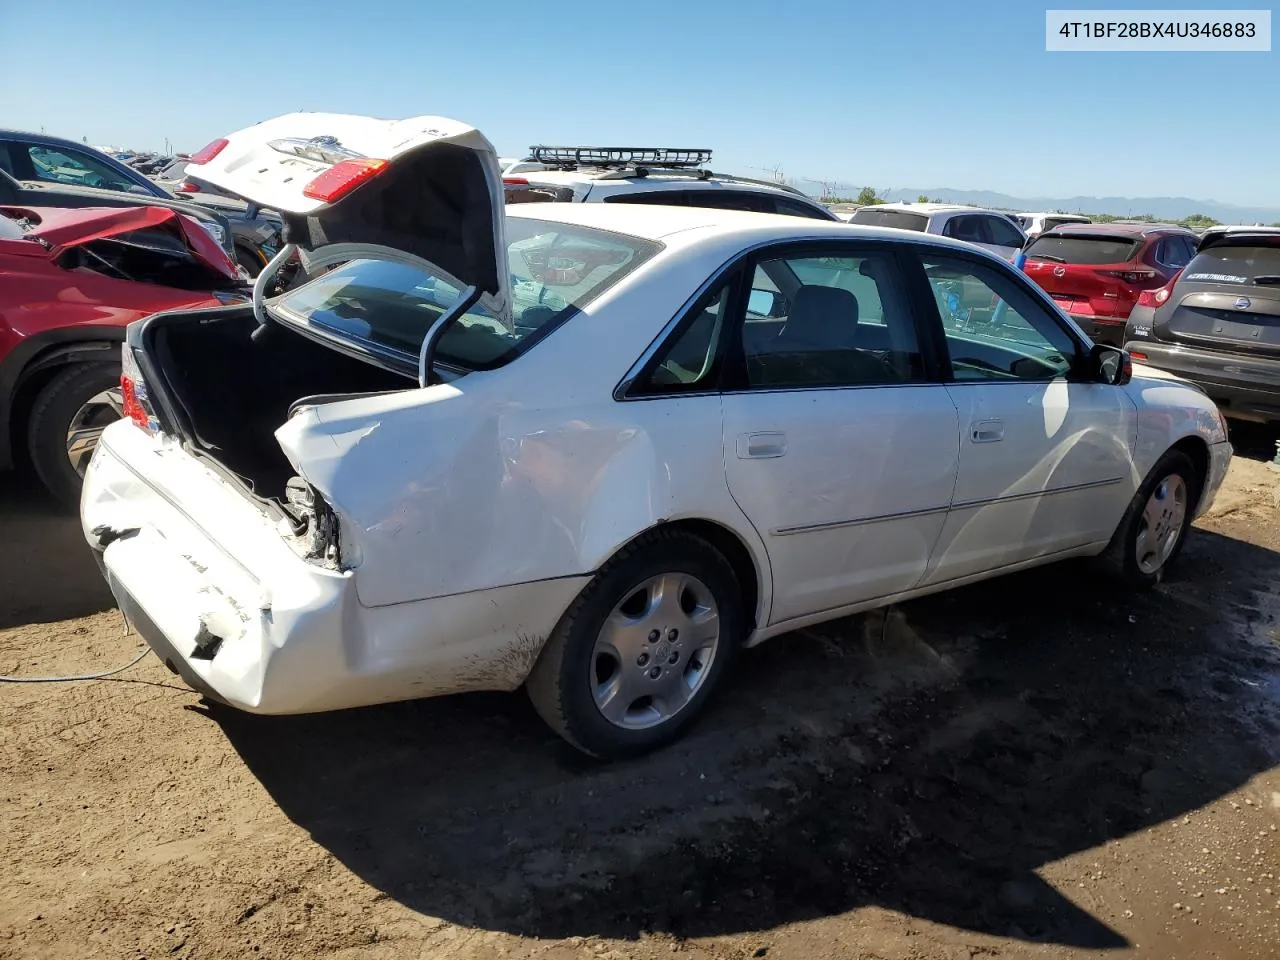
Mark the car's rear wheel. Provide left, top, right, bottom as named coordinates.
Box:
left=27, top=363, right=123, bottom=508
left=1101, top=449, right=1200, bottom=588
left=526, top=528, right=744, bottom=758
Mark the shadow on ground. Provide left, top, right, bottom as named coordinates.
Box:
left=0, top=471, right=113, bottom=629
left=206, top=526, right=1280, bottom=950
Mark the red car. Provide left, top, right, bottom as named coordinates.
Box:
left=0, top=204, right=244, bottom=504
left=1022, top=223, right=1198, bottom=346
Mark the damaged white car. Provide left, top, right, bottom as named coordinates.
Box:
left=82, top=113, right=1232, bottom=758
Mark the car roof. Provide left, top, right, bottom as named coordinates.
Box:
left=0, top=128, right=101, bottom=151
left=505, top=200, right=997, bottom=255
left=1041, top=222, right=1192, bottom=238
left=872, top=202, right=984, bottom=215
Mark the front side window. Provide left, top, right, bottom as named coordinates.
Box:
left=25, top=144, right=142, bottom=193
left=739, top=252, right=925, bottom=389
left=985, top=215, right=1026, bottom=248
left=921, top=255, right=1079, bottom=381
left=273, top=219, right=660, bottom=372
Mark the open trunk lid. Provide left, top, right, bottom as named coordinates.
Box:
left=184, top=112, right=508, bottom=321
left=1156, top=232, right=1280, bottom=357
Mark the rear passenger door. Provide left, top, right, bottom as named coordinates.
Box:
left=717, top=243, right=959, bottom=624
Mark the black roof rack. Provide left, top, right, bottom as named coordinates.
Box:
left=528, top=146, right=712, bottom=170
left=521, top=145, right=814, bottom=200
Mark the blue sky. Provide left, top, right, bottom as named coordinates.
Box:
left=4, top=0, right=1276, bottom=204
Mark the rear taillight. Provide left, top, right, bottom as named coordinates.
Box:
left=1100, top=269, right=1158, bottom=284
left=503, top=177, right=530, bottom=186
left=1136, top=269, right=1182, bottom=308
left=1130, top=351, right=1149, bottom=362
left=120, top=347, right=159, bottom=434
left=302, top=158, right=388, bottom=203
left=176, top=180, right=201, bottom=193
left=189, top=138, right=229, bottom=166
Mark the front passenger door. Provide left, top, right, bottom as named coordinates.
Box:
left=915, top=252, right=1137, bottom=587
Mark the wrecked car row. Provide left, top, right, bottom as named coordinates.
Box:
left=73, top=112, right=1231, bottom=757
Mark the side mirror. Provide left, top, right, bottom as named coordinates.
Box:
left=1093, top=344, right=1132, bottom=386
left=748, top=288, right=785, bottom=317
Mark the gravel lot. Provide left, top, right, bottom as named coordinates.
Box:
left=2, top=433, right=1279, bottom=960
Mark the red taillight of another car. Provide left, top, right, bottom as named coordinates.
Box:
left=189, top=138, right=229, bottom=166
left=1136, top=269, right=1183, bottom=308
left=120, top=346, right=160, bottom=435
left=1098, top=268, right=1159, bottom=285
left=176, top=180, right=201, bottom=193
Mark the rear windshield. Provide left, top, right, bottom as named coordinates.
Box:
left=1184, top=241, right=1280, bottom=285
left=1024, top=234, right=1139, bottom=264
left=504, top=182, right=575, bottom=204
left=272, top=218, right=660, bottom=372
left=1044, top=216, right=1089, bottom=231
left=847, top=208, right=929, bottom=231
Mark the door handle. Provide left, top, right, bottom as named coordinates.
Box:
left=971, top=419, right=1004, bottom=443
left=737, top=432, right=787, bottom=459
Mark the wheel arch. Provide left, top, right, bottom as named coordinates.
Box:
left=0, top=329, right=124, bottom=471
left=1168, top=433, right=1211, bottom=508
left=605, top=517, right=767, bottom=639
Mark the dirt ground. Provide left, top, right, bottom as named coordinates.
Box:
left=2, top=429, right=1280, bottom=960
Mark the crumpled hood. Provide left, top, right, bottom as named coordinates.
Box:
left=184, top=112, right=508, bottom=316
left=0, top=204, right=238, bottom=278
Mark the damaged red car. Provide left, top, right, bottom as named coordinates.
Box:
left=0, top=204, right=246, bottom=504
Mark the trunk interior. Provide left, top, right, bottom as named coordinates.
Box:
left=145, top=308, right=412, bottom=502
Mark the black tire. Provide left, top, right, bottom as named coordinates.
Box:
left=235, top=246, right=263, bottom=278
left=526, top=528, right=745, bottom=759
left=27, top=362, right=122, bottom=509
left=1099, top=450, right=1201, bottom=589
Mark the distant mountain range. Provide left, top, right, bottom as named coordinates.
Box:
left=790, top=180, right=1280, bottom=225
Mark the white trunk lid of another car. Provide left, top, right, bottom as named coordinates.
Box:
left=186, top=112, right=509, bottom=318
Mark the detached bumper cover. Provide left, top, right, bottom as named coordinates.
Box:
left=81, top=422, right=588, bottom=714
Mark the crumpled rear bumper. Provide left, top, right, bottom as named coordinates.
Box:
left=81, top=421, right=589, bottom=714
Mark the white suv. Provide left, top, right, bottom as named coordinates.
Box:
left=1014, top=211, right=1092, bottom=239
left=848, top=202, right=1027, bottom=261
left=502, top=146, right=838, bottom=221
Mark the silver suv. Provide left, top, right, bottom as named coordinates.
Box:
left=502, top=146, right=838, bottom=221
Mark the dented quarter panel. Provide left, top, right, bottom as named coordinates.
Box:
left=274, top=232, right=776, bottom=622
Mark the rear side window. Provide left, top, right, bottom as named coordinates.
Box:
left=1183, top=241, right=1280, bottom=285
left=1025, top=235, right=1140, bottom=264
left=943, top=215, right=989, bottom=243
left=848, top=208, right=929, bottom=231
left=1153, top=236, right=1194, bottom=269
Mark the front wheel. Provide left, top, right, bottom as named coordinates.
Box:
left=1100, top=450, right=1200, bottom=588
left=526, top=529, right=745, bottom=759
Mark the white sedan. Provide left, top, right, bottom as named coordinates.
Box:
left=82, top=113, right=1231, bottom=758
